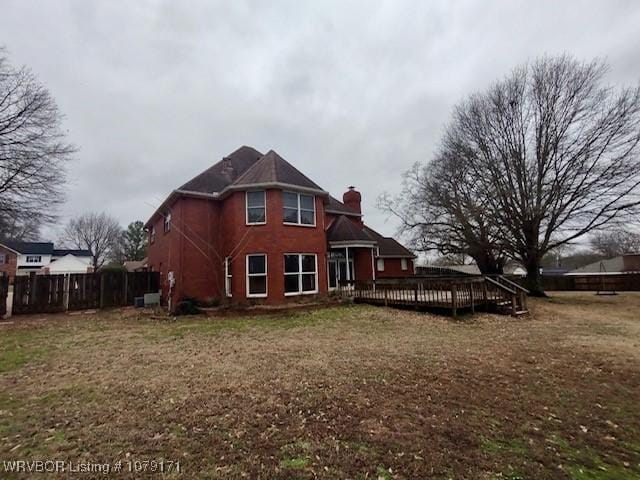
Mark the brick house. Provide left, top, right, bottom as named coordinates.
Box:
left=145, top=146, right=415, bottom=307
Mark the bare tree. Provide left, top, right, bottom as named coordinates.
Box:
left=0, top=48, right=76, bottom=233
left=383, top=56, right=640, bottom=295
left=380, top=159, right=508, bottom=274
left=0, top=215, right=39, bottom=241
left=60, top=212, right=122, bottom=269
left=590, top=229, right=640, bottom=257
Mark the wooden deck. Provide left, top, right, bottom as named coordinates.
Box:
left=342, top=276, right=528, bottom=316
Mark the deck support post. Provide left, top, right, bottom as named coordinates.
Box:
left=511, top=294, right=517, bottom=316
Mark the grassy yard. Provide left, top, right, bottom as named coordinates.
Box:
left=0, top=293, right=639, bottom=479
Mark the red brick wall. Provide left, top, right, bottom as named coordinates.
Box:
left=376, top=258, right=415, bottom=278
left=0, top=246, right=17, bottom=282
left=221, top=190, right=328, bottom=304
left=148, top=190, right=330, bottom=307
left=353, top=248, right=375, bottom=282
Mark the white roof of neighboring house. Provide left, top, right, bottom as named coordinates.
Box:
left=566, top=254, right=640, bottom=275
left=45, top=254, right=91, bottom=274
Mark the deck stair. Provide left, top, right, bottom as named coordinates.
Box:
left=343, top=274, right=529, bottom=317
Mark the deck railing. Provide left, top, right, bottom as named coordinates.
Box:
left=339, top=275, right=528, bottom=317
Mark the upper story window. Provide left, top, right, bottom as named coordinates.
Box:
left=246, top=191, right=266, bottom=224
left=401, top=258, right=408, bottom=271
left=164, top=212, right=172, bottom=233
left=150, top=226, right=156, bottom=244
left=376, top=258, right=385, bottom=271
left=26, top=255, right=42, bottom=263
left=283, top=192, right=315, bottom=226
left=0, top=253, right=5, bottom=264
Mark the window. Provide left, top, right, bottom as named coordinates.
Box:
left=0, top=254, right=5, bottom=264
left=150, top=226, right=156, bottom=244
left=26, top=255, right=42, bottom=263
left=164, top=212, right=172, bottom=233
left=246, top=254, right=267, bottom=297
left=376, top=258, right=385, bottom=271
left=225, top=257, right=232, bottom=297
left=284, top=254, right=318, bottom=295
left=401, top=258, right=408, bottom=271
left=283, top=192, right=315, bottom=225
left=246, top=191, right=266, bottom=224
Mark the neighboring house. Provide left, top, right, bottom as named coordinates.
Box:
left=145, top=146, right=415, bottom=306
left=565, top=253, right=640, bottom=275
left=0, top=241, right=92, bottom=281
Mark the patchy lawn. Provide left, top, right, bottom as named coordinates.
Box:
left=0, top=293, right=639, bottom=479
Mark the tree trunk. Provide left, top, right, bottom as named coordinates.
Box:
left=524, top=257, right=546, bottom=297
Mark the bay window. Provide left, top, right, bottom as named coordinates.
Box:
left=246, top=191, right=266, bottom=224
left=283, top=192, right=315, bottom=226
left=284, top=254, right=318, bottom=295
left=246, top=254, right=267, bottom=297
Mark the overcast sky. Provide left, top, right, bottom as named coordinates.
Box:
left=2, top=0, right=640, bottom=242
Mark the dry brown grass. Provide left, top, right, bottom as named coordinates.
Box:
left=1, top=293, right=639, bottom=479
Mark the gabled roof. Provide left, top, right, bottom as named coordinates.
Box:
left=231, top=150, right=324, bottom=191
left=179, top=146, right=264, bottom=194
left=52, top=249, right=92, bottom=258
left=1, top=241, right=53, bottom=255
left=326, top=196, right=361, bottom=217
left=327, top=216, right=375, bottom=244
left=363, top=226, right=416, bottom=258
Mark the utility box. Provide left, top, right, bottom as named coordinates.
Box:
left=143, top=292, right=161, bottom=307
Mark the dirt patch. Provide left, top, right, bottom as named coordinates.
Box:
left=0, top=295, right=639, bottom=478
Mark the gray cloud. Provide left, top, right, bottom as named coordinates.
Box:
left=2, top=0, right=639, bottom=241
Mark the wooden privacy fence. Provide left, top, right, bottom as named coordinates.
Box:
left=538, top=274, right=640, bottom=291
left=342, top=275, right=528, bottom=317
left=0, top=275, right=9, bottom=317
left=12, top=271, right=160, bottom=315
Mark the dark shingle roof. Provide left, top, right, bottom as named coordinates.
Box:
left=179, top=146, right=264, bottom=194
left=326, top=196, right=361, bottom=216
left=2, top=241, right=53, bottom=255
left=363, top=226, right=415, bottom=258
left=52, top=249, right=92, bottom=257
left=231, top=150, right=324, bottom=191
left=327, top=216, right=375, bottom=243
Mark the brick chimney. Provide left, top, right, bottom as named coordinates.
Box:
left=343, top=186, right=362, bottom=215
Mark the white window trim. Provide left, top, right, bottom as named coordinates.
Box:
left=376, top=258, right=385, bottom=271
left=0, top=254, right=5, bottom=264
left=164, top=211, right=172, bottom=233
left=283, top=191, right=316, bottom=227
left=246, top=190, right=267, bottom=225
left=225, top=257, right=232, bottom=297
left=246, top=254, right=268, bottom=298
left=150, top=226, right=156, bottom=244
left=26, top=255, right=42, bottom=264
left=401, top=258, right=408, bottom=271
left=284, top=253, right=318, bottom=296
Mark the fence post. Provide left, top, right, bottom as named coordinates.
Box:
left=384, top=288, right=388, bottom=307
left=99, top=272, right=105, bottom=309
left=29, top=272, right=37, bottom=309
left=451, top=283, right=457, bottom=317
left=123, top=272, right=128, bottom=306
left=470, top=283, right=475, bottom=314
left=63, top=274, right=70, bottom=311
